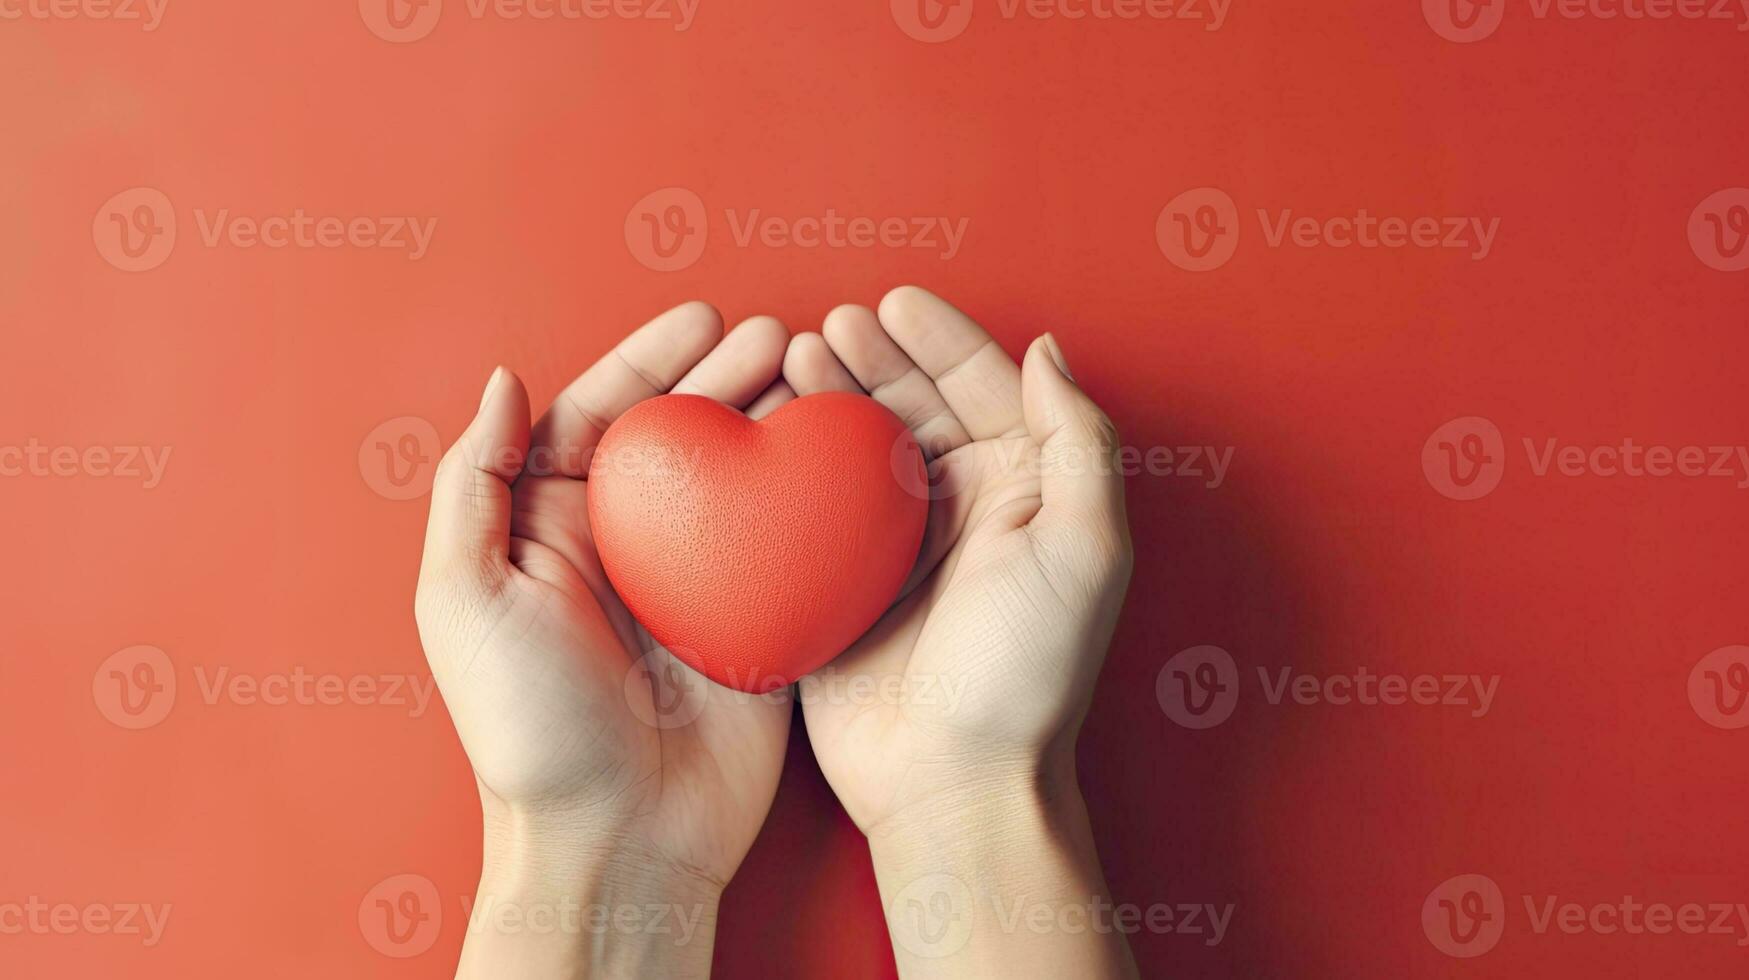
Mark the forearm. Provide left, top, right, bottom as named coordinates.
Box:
left=457, top=806, right=722, bottom=980
left=865, top=765, right=1139, bottom=980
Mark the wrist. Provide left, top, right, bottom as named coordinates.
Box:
left=865, top=757, right=1138, bottom=979
left=457, top=804, right=723, bottom=980
left=866, top=757, right=1086, bottom=893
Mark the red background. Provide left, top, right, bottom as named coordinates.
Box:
left=3, top=0, right=1747, bottom=976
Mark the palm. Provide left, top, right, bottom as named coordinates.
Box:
left=419, top=304, right=797, bottom=887
left=784, top=289, right=1130, bottom=832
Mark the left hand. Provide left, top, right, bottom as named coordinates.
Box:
left=415, top=305, right=798, bottom=978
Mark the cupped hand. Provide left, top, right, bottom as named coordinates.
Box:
left=783, top=286, right=1137, bottom=977
left=414, top=303, right=798, bottom=975
left=782, top=286, right=1133, bottom=832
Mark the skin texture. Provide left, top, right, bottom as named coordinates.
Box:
left=414, top=304, right=798, bottom=978
left=784, top=287, right=1139, bottom=979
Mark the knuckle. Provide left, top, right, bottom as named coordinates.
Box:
left=1076, top=507, right=1134, bottom=582
left=432, top=441, right=470, bottom=487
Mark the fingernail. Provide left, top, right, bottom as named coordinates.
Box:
left=479, top=366, right=505, bottom=410
left=1042, top=333, right=1074, bottom=381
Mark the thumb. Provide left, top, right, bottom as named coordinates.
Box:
left=1021, top=335, right=1130, bottom=561
left=419, top=366, right=531, bottom=590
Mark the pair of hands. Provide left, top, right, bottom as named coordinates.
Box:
left=414, top=286, right=1136, bottom=978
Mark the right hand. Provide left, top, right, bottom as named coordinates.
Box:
left=782, top=287, right=1137, bottom=978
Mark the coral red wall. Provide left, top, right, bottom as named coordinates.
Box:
left=3, top=0, right=1746, bottom=976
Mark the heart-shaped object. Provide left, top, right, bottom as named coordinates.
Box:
left=588, top=392, right=928, bottom=693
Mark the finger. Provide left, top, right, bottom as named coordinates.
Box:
left=1020, top=334, right=1130, bottom=562
left=877, top=285, right=1026, bottom=441
left=421, top=367, right=531, bottom=589
left=820, top=303, right=972, bottom=459
left=528, top=301, right=723, bottom=477
left=745, top=379, right=796, bottom=420
left=671, top=315, right=789, bottom=407
left=781, top=331, right=861, bottom=395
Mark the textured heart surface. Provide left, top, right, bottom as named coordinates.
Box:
left=588, top=392, right=928, bottom=693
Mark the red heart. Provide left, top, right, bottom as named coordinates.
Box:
left=588, top=392, right=928, bottom=693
